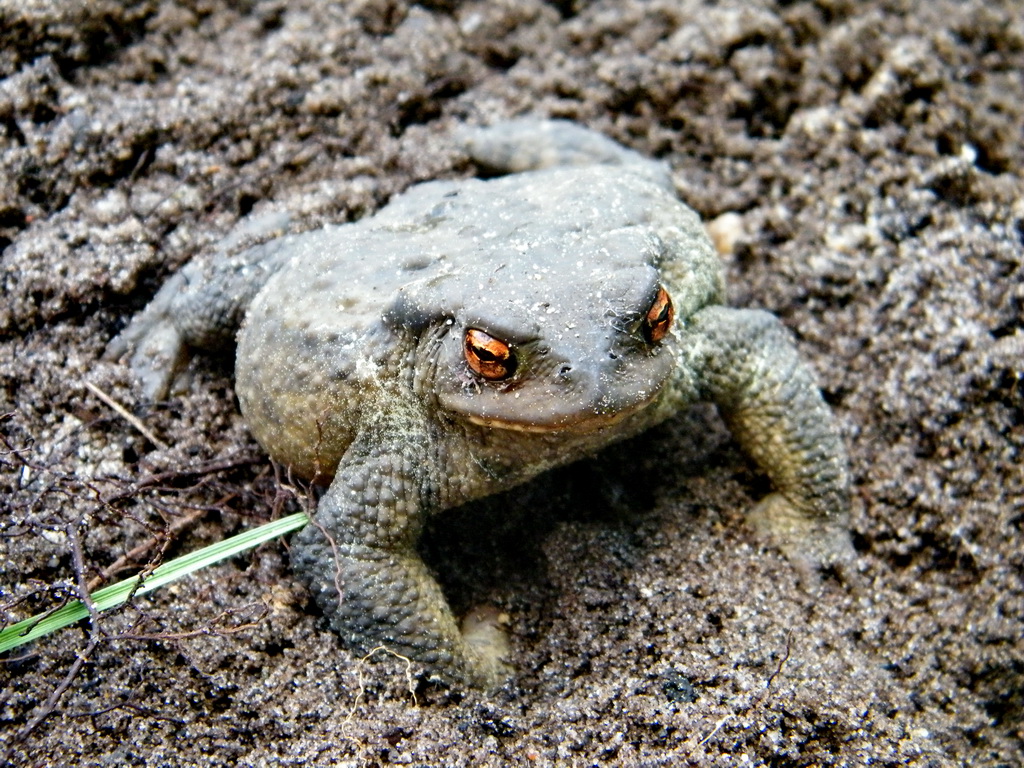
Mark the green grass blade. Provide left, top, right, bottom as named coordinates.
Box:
left=0, top=512, right=308, bottom=654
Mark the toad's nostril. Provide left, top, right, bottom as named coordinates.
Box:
left=558, top=364, right=573, bottom=376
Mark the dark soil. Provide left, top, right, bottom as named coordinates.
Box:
left=2, top=1, right=1022, bottom=765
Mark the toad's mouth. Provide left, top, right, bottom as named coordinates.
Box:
left=458, top=388, right=661, bottom=434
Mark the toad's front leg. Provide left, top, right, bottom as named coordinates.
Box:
left=105, top=212, right=295, bottom=401
left=289, top=406, right=509, bottom=689
left=684, top=306, right=853, bottom=566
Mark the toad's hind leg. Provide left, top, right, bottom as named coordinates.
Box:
left=105, top=212, right=294, bottom=401
left=459, top=118, right=673, bottom=189
left=290, top=405, right=511, bottom=689
left=685, top=306, right=853, bottom=566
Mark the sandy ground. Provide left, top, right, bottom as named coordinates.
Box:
left=1, top=0, right=1022, bottom=765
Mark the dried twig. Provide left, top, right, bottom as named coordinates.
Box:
left=4, top=520, right=106, bottom=762
left=68, top=519, right=101, bottom=633
left=101, top=454, right=261, bottom=505
left=341, top=645, right=418, bottom=747
left=84, top=381, right=168, bottom=450
left=684, top=631, right=794, bottom=757
left=116, top=604, right=269, bottom=641
left=86, top=508, right=206, bottom=592
left=764, top=631, right=792, bottom=691
left=4, top=637, right=100, bottom=764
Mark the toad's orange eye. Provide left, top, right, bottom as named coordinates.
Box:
left=464, top=328, right=517, bottom=381
left=642, top=286, right=674, bottom=344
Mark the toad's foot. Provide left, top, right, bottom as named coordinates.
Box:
left=460, top=606, right=512, bottom=691
left=747, top=492, right=854, bottom=568
left=104, top=271, right=190, bottom=401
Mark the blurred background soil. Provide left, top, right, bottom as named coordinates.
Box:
left=1, top=0, right=1021, bottom=765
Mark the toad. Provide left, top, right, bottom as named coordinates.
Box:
left=108, top=120, right=850, bottom=688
